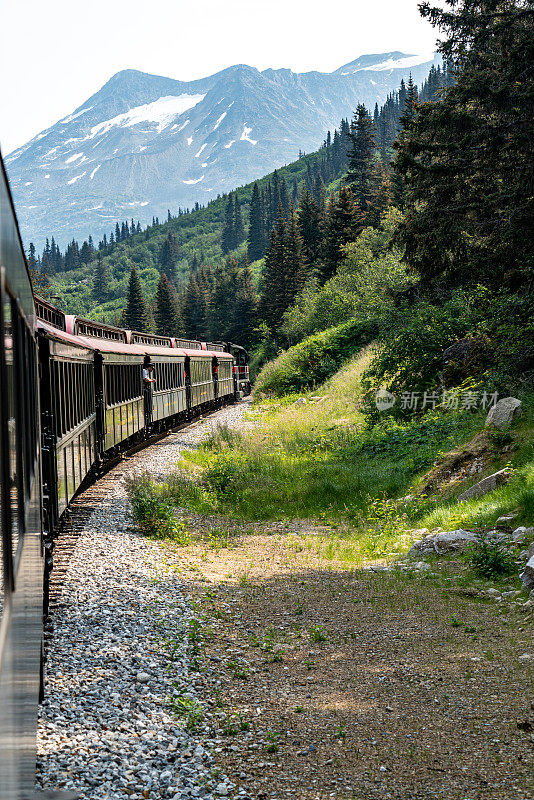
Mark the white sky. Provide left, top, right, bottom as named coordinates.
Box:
left=0, top=0, right=440, bottom=154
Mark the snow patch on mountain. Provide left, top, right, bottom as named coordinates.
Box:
left=342, top=54, right=433, bottom=74
left=68, top=172, right=86, bottom=185
left=183, top=175, right=204, bottom=185
left=213, top=112, right=227, bottom=131
left=90, top=164, right=101, bottom=180
left=65, top=153, right=85, bottom=164
left=90, top=94, right=205, bottom=138
left=59, top=106, right=94, bottom=125
left=240, top=125, right=257, bottom=145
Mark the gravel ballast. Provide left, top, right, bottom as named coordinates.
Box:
left=37, top=402, right=251, bottom=800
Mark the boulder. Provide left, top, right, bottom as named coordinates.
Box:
left=409, top=529, right=477, bottom=556
left=485, top=397, right=522, bottom=429
left=520, top=555, right=534, bottom=591
left=529, top=542, right=534, bottom=559
left=512, top=526, right=534, bottom=543
left=458, top=468, right=511, bottom=501
left=496, top=512, right=519, bottom=529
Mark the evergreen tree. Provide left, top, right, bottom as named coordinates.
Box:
left=234, top=193, right=245, bottom=246
left=259, top=206, right=308, bottom=335
left=234, top=263, right=258, bottom=345
left=221, top=193, right=235, bottom=254
left=247, top=182, right=265, bottom=262
left=92, top=254, right=110, bottom=302
left=123, top=265, right=149, bottom=331
left=27, top=242, right=38, bottom=271
left=346, top=104, right=378, bottom=213
left=320, top=186, right=362, bottom=283
left=182, top=272, right=209, bottom=339
left=283, top=207, right=309, bottom=302
left=395, top=0, right=534, bottom=289
left=80, top=240, right=92, bottom=264
left=298, top=189, right=324, bottom=267
left=259, top=211, right=287, bottom=333
left=159, top=232, right=180, bottom=280
left=154, top=273, right=183, bottom=336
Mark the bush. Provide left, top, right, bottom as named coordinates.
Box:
left=464, top=533, right=518, bottom=580
left=127, top=474, right=189, bottom=543
left=254, top=318, right=378, bottom=397
left=362, top=286, right=534, bottom=424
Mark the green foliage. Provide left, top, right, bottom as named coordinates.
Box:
left=169, top=694, right=204, bottom=731
left=127, top=474, right=189, bottom=543
left=254, top=318, right=378, bottom=397
left=163, top=351, right=484, bottom=526
left=154, top=272, right=183, bottom=336
left=123, top=265, right=150, bottom=331
left=281, top=207, right=409, bottom=344
left=394, top=0, right=534, bottom=290
left=464, top=533, right=518, bottom=580
left=361, top=412, right=482, bottom=473
left=362, top=287, right=534, bottom=424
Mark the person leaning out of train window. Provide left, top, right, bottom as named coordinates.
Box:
left=143, top=360, right=156, bottom=388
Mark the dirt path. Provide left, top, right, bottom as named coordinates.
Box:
left=164, top=532, right=534, bottom=800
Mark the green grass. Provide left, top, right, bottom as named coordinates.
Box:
left=254, top=318, right=378, bottom=397
left=422, top=462, right=534, bottom=531
left=161, top=348, right=492, bottom=531
left=131, top=344, right=534, bottom=561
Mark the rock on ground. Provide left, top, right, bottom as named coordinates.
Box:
left=458, top=468, right=511, bottom=501
left=485, top=397, right=522, bottom=429
left=521, top=555, right=534, bottom=591
left=409, top=529, right=477, bottom=556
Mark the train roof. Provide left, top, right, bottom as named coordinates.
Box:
left=36, top=318, right=97, bottom=351
left=34, top=296, right=239, bottom=361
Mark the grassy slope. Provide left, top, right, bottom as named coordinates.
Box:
left=155, top=344, right=534, bottom=564
left=50, top=147, right=334, bottom=318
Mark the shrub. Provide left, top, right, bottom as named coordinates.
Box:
left=464, top=533, right=518, bottom=580
left=127, top=474, right=189, bottom=543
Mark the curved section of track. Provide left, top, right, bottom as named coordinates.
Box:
left=46, top=398, right=251, bottom=611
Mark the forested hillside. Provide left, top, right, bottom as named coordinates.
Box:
left=32, top=64, right=450, bottom=347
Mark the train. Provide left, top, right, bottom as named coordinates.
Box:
left=0, top=151, right=250, bottom=799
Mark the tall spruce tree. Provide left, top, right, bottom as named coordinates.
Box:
left=221, top=193, right=235, bottom=254
left=159, top=232, right=180, bottom=281
left=320, top=186, right=362, bottom=283
left=92, top=254, right=110, bottom=302
left=283, top=207, right=309, bottom=303
left=234, top=263, right=258, bottom=345
left=346, top=105, right=378, bottom=213
left=123, top=265, right=149, bottom=331
left=154, top=273, right=183, bottom=336
left=259, top=211, right=287, bottom=333
left=247, top=182, right=265, bottom=261
left=298, top=189, right=324, bottom=267
left=234, top=193, right=245, bottom=246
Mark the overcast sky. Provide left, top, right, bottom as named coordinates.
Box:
left=0, top=0, right=440, bottom=154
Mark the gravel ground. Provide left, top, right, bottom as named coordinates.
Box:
left=37, top=400, right=252, bottom=800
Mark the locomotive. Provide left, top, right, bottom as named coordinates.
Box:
left=0, top=151, right=250, bottom=799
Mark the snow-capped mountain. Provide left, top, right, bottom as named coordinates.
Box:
left=5, top=52, right=437, bottom=247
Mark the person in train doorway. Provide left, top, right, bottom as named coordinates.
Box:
left=143, top=357, right=156, bottom=431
